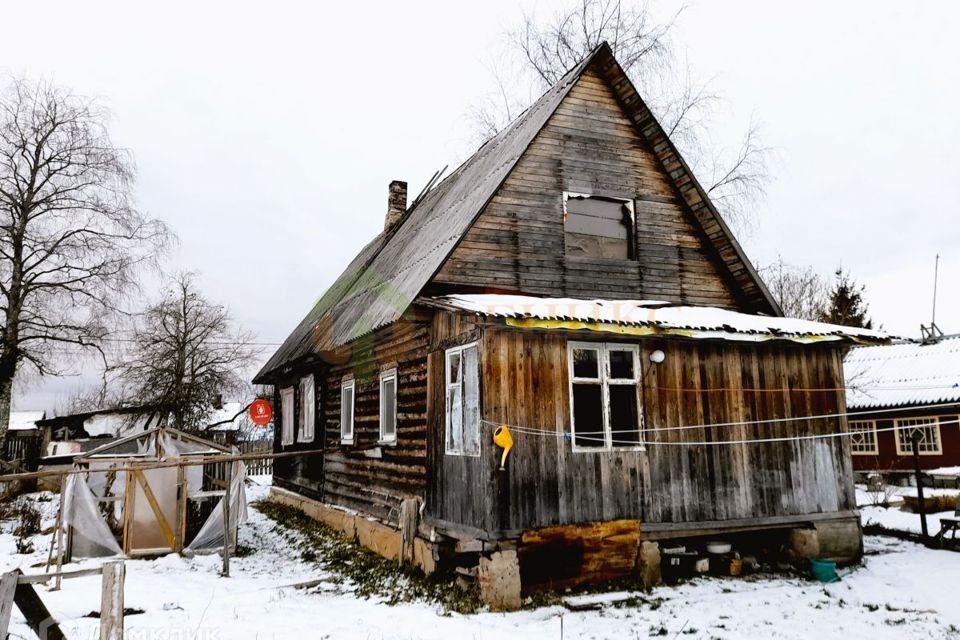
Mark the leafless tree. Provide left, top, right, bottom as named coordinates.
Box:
left=0, top=77, right=171, bottom=457
left=759, top=257, right=829, bottom=321
left=112, top=272, right=262, bottom=431
left=473, top=0, right=770, bottom=232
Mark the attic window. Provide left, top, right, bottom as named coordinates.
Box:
left=563, top=193, right=635, bottom=260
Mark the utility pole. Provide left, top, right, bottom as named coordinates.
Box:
left=912, top=432, right=929, bottom=542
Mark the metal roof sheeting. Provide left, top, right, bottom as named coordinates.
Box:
left=844, top=335, right=960, bottom=409
left=429, top=294, right=888, bottom=344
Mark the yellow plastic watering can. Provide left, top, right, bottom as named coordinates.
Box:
left=493, top=425, right=514, bottom=470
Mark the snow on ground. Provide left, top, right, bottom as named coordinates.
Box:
left=855, top=483, right=958, bottom=534
left=2, top=481, right=960, bottom=639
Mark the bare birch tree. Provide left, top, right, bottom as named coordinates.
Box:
left=112, top=272, right=261, bottom=431
left=759, top=257, right=829, bottom=321
left=0, top=77, right=171, bottom=457
left=473, top=0, right=770, bottom=231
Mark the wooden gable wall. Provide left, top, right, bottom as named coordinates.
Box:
left=431, top=65, right=743, bottom=310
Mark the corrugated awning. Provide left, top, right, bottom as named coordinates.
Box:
left=844, top=335, right=960, bottom=409
left=424, top=294, right=889, bottom=345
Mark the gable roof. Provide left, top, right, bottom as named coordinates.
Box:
left=844, top=334, right=960, bottom=409
left=254, top=43, right=778, bottom=383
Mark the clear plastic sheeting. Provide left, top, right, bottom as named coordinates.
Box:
left=63, top=474, right=123, bottom=558
left=160, top=431, right=204, bottom=495
left=186, top=462, right=248, bottom=552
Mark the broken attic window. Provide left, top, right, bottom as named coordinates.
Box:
left=564, top=193, right=635, bottom=260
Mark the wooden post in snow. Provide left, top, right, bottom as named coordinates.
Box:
left=46, top=475, right=65, bottom=572
left=54, top=474, right=66, bottom=591
left=221, top=462, right=233, bottom=577
left=912, top=434, right=929, bottom=541
left=0, top=571, right=17, bottom=639
left=99, top=561, right=125, bottom=640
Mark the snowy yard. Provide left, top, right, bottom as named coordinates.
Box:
left=1, top=481, right=959, bottom=640
left=856, top=484, right=959, bottom=536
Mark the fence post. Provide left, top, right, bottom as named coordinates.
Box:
left=912, top=434, right=929, bottom=541
left=100, top=561, right=125, bottom=640
left=221, top=463, right=233, bottom=577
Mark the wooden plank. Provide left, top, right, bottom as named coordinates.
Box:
left=0, top=571, right=17, bottom=639
left=518, top=520, right=640, bottom=594
left=13, top=573, right=67, bottom=640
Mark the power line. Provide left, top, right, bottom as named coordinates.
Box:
left=482, top=400, right=960, bottom=438
left=486, top=416, right=958, bottom=448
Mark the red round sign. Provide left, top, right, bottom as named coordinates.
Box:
left=249, top=399, right=273, bottom=426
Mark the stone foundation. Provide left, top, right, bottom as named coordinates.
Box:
left=269, top=487, right=436, bottom=574
left=788, top=516, right=863, bottom=564
left=478, top=550, right=522, bottom=611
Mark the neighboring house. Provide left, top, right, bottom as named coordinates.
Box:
left=845, top=334, right=960, bottom=484
left=4, top=410, right=48, bottom=468
left=37, top=404, right=164, bottom=452
left=255, top=43, right=886, bottom=601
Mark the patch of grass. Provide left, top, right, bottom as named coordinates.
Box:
left=253, top=500, right=481, bottom=614
left=12, top=498, right=41, bottom=554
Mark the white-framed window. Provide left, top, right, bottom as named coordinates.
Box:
left=298, top=374, right=315, bottom=443
left=894, top=417, right=943, bottom=455
left=280, top=386, right=295, bottom=446
left=563, top=192, right=636, bottom=260
left=568, top=341, right=643, bottom=451
left=445, top=343, right=480, bottom=456
left=849, top=420, right=878, bottom=455
left=340, top=379, right=355, bottom=444
left=379, top=369, right=398, bottom=444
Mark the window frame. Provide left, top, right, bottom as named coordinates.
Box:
left=894, top=416, right=943, bottom=456
left=848, top=419, right=878, bottom=455
left=280, top=386, right=295, bottom=447
left=444, top=342, right=481, bottom=457
left=562, top=191, right=637, bottom=261
left=298, top=374, right=316, bottom=443
left=567, top=341, right=644, bottom=453
left=379, top=368, right=398, bottom=445
left=340, top=378, right=355, bottom=445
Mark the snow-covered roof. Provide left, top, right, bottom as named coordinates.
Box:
left=426, top=295, right=888, bottom=344
left=8, top=410, right=46, bottom=431
left=845, top=335, right=960, bottom=409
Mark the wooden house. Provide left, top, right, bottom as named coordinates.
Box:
left=254, top=43, right=885, bottom=603
left=845, top=334, right=960, bottom=486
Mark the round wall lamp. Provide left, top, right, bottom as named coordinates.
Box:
left=649, top=350, right=666, bottom=364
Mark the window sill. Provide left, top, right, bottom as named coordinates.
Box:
left=377, top=439, right=397, bottom=447
left=444, top=450, right=482, bottom=458
left=341, top=439, right=354, bottom=446
left=571, top=446, right=646, bottom=453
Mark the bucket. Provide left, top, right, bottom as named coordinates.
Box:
left=810, top=559, right=838, bottom=583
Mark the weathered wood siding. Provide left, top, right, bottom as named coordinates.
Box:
left=273, top=313, right=431, bottom=523
left=428, top=319, right=855, bottom=533
left=431, top=67, right=742, bottom=310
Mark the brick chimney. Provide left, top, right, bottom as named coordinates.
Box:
left=385, top=180, right=407, bottom=231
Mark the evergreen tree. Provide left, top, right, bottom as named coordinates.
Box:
left=820, top=269, right=874, bottom=329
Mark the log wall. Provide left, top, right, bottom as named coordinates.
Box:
left=428, top=317, right=856, bottom=534
left=273, top=312, right=431, bottom=523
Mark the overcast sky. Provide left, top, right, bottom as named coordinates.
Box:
left=3, top=0, right=958, bottom=413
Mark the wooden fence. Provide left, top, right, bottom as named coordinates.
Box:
left=3, top=434, right=42, bottom=471
left=239, top=441, right=272, bottom=476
